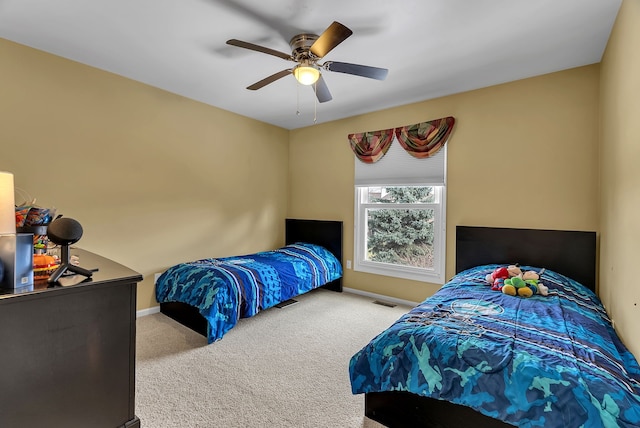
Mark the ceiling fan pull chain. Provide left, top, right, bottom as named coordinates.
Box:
left=296, top=81, right=301, bottom=116
left=313, top=81, right=318, bottom=123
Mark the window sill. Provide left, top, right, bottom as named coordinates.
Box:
left=354, top=262, right=445, bottom=284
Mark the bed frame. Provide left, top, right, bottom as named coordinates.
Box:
left=364, top=225, right=597, bottom=428
left=159, top=218, right=343, bottom=338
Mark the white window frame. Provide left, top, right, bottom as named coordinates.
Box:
left=354, top=185, right=446, bottom=284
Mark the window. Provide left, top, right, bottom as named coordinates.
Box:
left=354, top=185, right=446, bottom=283
left=353, top=139, right=447, bottom=284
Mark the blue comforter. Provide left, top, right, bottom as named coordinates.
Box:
left=156, top=242, right=342, bottom=343
left=349, top=265, right=640, bottom=427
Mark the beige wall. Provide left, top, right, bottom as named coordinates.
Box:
left=0, top=38, right=290, bottom=310
left=599, top=0, right=640, bottom=357
left=4, top=18, right=635, bottom=358
left=290, top=65, right=600, bottom=303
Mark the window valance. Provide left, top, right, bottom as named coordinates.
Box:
left=347, top=128, right=395, bottom=164
left=348, top=116, right=455, bottom=163
left=395, top=116, right=455, bottom=159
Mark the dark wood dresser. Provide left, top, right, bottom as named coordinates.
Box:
left=0, top=248, right=143, bottom=428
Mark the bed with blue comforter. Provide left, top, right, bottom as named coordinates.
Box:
left=156, top=242, right=342, bottom=343
left=349, top=264, right=640, bottom=427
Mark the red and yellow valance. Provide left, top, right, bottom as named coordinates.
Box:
left=348, top=128, right=395, bottom=164
left=348, top=116, right=456, bottom=163
left=395, top=116, right=455, bottom=159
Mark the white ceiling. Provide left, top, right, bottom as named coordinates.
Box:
left=0, top=0, right=621, bottom=130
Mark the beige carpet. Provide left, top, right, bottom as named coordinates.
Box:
left=135, top=288, right=412, bottom=428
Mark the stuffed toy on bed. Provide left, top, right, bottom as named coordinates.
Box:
left=486, top=265, right=549, bottom=297
left=484, top=264, right=521, bottom=291
left=485, top=266, right=509, bottom=291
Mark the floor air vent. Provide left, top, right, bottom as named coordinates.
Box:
left=275, top=299, right=298, bottom=308
left=373, top=300, right=397, bottom=308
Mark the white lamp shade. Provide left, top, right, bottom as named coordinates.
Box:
left=0, top=171, right=16, bottom=234
left=294, top=66, right=320, bottom=85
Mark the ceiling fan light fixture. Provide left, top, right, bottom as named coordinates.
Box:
left=293, top=65, right=320, bottom=85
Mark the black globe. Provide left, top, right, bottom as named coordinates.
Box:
left=47, top=218, right=84, bottom=246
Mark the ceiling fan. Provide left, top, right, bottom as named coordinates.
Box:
left=226, top=21, right=388, bottom=103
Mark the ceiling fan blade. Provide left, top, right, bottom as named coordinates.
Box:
left=309, top=21, right=353, bottom=59
left=226, top=39, right=293, bottom=61
left=324, top=61, right=388, bottom=80
left=314, top=75, right=332, bottom=103
left=247, top=69, right=292, bottom=90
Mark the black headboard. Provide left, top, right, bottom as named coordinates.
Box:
left=285, top=219, right=343, bottom=292
left=456, top=226, right=597, bottom=292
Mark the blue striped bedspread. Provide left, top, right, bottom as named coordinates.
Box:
left=349, top=265, right=640, bottom=427
left=156, top=242, right=342, bottom=343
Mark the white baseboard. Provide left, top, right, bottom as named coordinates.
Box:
left=343, top=287, right=419, bottom=308
left=136, top=306, right=160, bottom=318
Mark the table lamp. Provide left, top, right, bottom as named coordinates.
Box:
left=0, top=172, right=33, bottom=289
